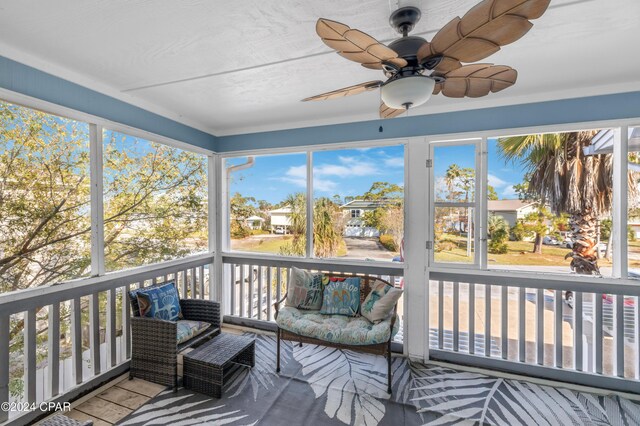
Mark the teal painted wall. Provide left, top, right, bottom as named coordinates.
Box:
left=3, top=55, right=639, bottom=154
left=216, top=91, right=640, bottom=152
left=0, top=55, right=217, bottom=151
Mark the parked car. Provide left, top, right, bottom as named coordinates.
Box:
left=562, top=239, right=607, bottom=253
left=543, top=236, right=560, bottom=245
left=274, top=227, right=285, bottom=234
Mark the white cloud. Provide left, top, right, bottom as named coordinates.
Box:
left=314, top=179, right=338, bottom=192
left=286, top=165, right=306, bottom=179
left=488, top=174, right=507, bottom=188
left=501, top=185, right=517, bottom=198
left=384, top=157, right=404, bottom=168
left=270, top=164, right=307, bottom=188
left=276, top=176, right=306, bottom=188
left=314, top=161, right=377, bottom=177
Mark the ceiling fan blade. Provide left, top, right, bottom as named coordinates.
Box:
left=302, top=80, right=383, bottom=102
left=434, top=64, right=517, bottom=98
left=424, top=0, right=550, bottom=64
left=380, top=102, right=405, bottom=119
left=316, top=19, right=408, bottom=69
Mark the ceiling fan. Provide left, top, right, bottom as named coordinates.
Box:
left=302, top=0, right=550, bottom=119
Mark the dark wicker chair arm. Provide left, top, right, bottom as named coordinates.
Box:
left=273, top=294, right=287, bottom=318
left=131, top=317, right=178, bottom=350
left=180, top=299, right=221, bottom=327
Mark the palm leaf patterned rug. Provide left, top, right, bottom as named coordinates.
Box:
left=119, top=333, right=639, bottom=425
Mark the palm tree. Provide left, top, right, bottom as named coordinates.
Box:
left=279, top=192, right=306, bottom=256
left=278, top=193, right=344, bottom=258
left=313, top=197, right=342, bottom=258
left=497, top=131, right=633, bottom=275
left=487, top=215, right=509, bottom=238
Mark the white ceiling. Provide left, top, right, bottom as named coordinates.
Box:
left=1, top=0, right=639, bottom=136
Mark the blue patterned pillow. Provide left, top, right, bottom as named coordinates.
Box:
left=319, top=277, right=361, bottom=316
left=135, top=282, right=182, bottom=321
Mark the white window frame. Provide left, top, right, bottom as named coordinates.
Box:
left=220, top=139, right=409, bottom=265
left=428, top=138, right=483, bottom=269
left=0, top=88, right=215, bottom=282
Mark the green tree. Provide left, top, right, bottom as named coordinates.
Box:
left=229, top=192, right=256, bottom=238
left=279, top=194, right=344, bottom=258
left=278, top=193, right=306, bottom=256
left=487, top=215, right=509, bottom=254
left=1, top=101, right=208, bottom=394
left=313, top=197, right=342, bottom=257
left=498, top=131, right=630, bottom=274
left=487, top=185, right=499, bottom=200
left=363, top=181, right=403, bottom=200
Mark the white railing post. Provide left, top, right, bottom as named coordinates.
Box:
left=208, top=154, right=217, bottom=301
left=612, top=126, right=628, bottom=279
left=0, top=314, right=9, bottom=423
left=89, top=292, right=101, bottom=376
left=306, top=151, right=314, bottom=258
left=48, top=302, right=60, bottom=398
left=24, top=309, right=36, bottom=403
left=89, top=123, right=105, bottom=276
left=106, top=289, right=116, bottom=367
left=71, top=298, right=82, bottom=385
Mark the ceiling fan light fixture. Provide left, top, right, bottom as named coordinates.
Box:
left=380, top=76, right=436, bottom=110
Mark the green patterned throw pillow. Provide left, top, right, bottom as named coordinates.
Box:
left=361, top=280, right=403, bottom=323
left=285, top=267, right=324, bottom=310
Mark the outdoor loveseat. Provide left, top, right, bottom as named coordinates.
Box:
left=274, top=271, right=401, bottom=393
left=129, top=283, right=221, bottom=390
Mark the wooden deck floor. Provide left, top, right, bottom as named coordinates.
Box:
left=49, top=376, right=165, bottom=426
left=35, top=327, right=249, bottom=425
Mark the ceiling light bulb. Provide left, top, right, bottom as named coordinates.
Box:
left=380, top=76, right=436, bottom=110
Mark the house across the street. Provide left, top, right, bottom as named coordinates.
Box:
left=339, top=200, right=391, bottom=237
left=488, top=199, right=537, bottom=228
left=268, top=207, right=291, bottom=233
left=244, top=215, right=265, bottom=230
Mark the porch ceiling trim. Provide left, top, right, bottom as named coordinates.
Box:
left=216, top=91, right=640, bottom=152
left=0, top=55, right=218, bottom=151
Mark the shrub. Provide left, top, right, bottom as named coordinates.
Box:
left=379, top=234, right=398, bottom=252
left=510, top=221, right=526, bottom=241
left=488, top=227, right=509, bottom=254
left=230, top=220, right=251, bottom=239
left=435, top=237, right=458, bottom=252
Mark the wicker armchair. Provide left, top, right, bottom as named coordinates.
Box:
left=130, top=298, right=221, bottom=390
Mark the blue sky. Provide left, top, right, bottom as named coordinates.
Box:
left=227, top=142, right=527, bottom=205
left=433, top=139, right=527, bottom=200
left=227, top=145, right=405, bottom=205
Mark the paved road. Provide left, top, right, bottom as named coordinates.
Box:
left=343, top=237, right=396, bottom=261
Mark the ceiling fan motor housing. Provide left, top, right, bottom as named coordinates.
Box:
left=389, top=6, right=422, bottom=35
left=388, top=36, right=427, bottom=65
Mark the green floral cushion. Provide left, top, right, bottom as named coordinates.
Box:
left=285, top=267, right=323, bottom=310
left=319, top=276, right=360, bottom=316
left=276, top=306, right=399, bottom=346
left=176, top=320, right=211, bottom=344
left=361, top=281, right=403, bottom=323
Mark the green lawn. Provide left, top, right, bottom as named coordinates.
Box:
left=231, top=235, right=295, bottom=254
left=434, top=237, right=626, bottom=267
left=231, top=235, right=348, bottom=257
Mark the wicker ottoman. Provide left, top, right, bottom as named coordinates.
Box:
left=183, top=333, right=255, bottom=398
